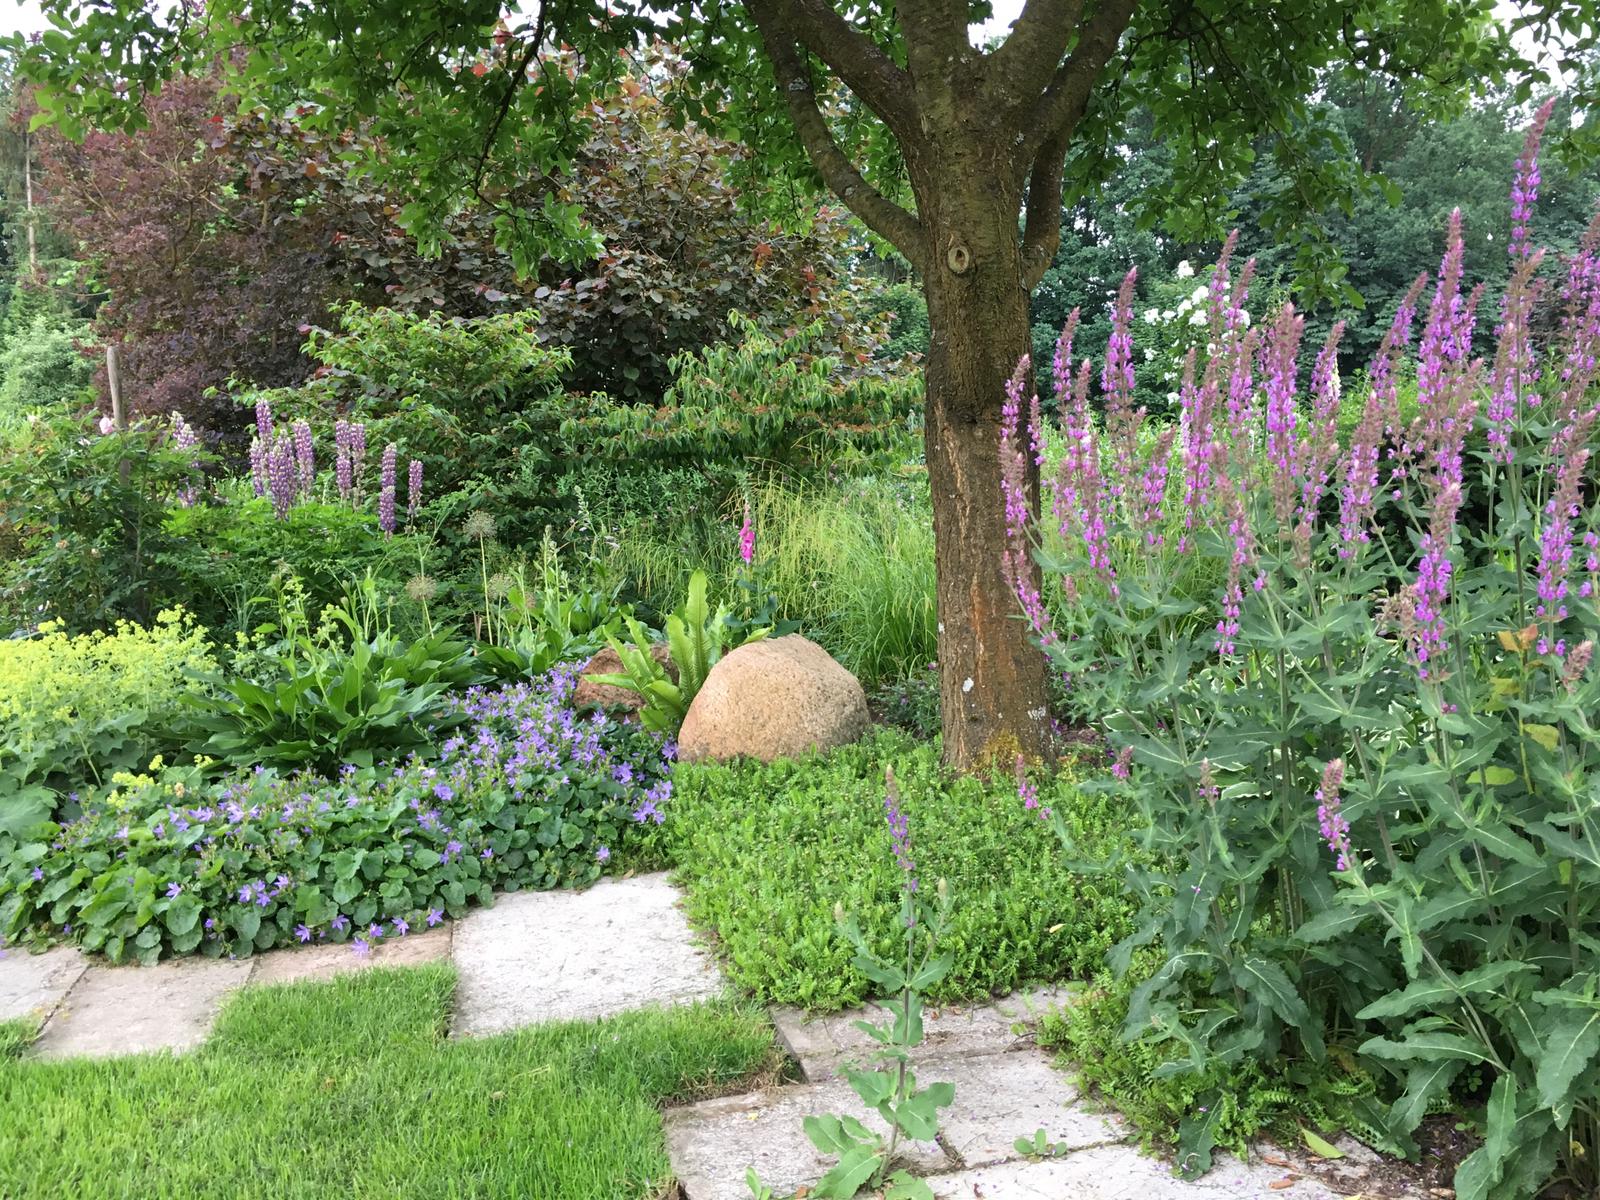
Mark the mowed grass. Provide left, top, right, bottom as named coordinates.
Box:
left=0, top=963, right=779, bottom=1200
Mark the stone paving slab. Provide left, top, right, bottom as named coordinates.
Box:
left=0, top=944, right=88, bottom=1026
left=248, top=926, right=453, bottom=988
left=450, top=872, right=724, bottom=1036
left=773, top=987, right=1078, bottom=1081
left=923, top=1144, right=1354, bottom=1199
left=924, top=1049, right=1125, bottom=1168
left=665, top=1077, right=953, bottom=1200
left=33, top=956, right=253, bottom=1059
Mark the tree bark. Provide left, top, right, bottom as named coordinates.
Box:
left=914, top=164, right=1051, bottom=769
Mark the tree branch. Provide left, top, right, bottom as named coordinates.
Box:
left=1020, top=132, right=1066, bottom=290
left=985, top=0, right=1085, bottom=103
left=1021, top=0, right=1137, bottom=163
left=747, top=6, right=928, bottom=270
left=761, top=0, right=923, bottom=149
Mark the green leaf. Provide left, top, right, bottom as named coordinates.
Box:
left=1175, top=1089, right=1223, bottom=1180
left=1524, top=723, right=1560, bottom=752
left=1482, top=1073, right=1517, bottom=1167
left=814, top=1144, right=883, bottom=1200
left=1356, top=962, right=1534, bottom=1020
left=1465, top=765, right=1517, bottom=786
left=1360, top=1031, right=1495, bottom=1064
left=1301, top=1128, right=1345, bottom=1160
left=1534, top=1007, right=1600, bottom=1114
left=1388, top=1060, right=1464, bottom=1138
left=164, top=894, right=201, bottom=937
left=883, top=1171, right=935, bottom=1200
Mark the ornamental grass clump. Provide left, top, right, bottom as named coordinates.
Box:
left=0, top=668, right=673, bottom=964
left=1002, top=105, right=1600, bottom=1198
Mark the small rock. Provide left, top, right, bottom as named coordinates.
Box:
left=678, top=635, right=869, bottom=763
left=573, top=642, right=676, bottom=713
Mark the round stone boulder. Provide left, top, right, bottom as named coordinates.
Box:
left=573, top=642, right=677, bottom=714
left=677, top=635, right=869, bottom=763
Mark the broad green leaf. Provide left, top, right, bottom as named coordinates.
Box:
left=814, top=1144, right=882, bottom=1200
left=1360, top=1031, right=1495, bottom=1064
left=1388, top=1059, right=1464, bottom=1137
left=1534, top=1007, right=1600, bottom=1113
left=1356, top=961, right=1534, bottom=1020
left=1482, top=1073, right=1517, bottom=1167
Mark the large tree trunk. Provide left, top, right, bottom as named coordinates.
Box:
left=916, top=173, right=1051, bottom=770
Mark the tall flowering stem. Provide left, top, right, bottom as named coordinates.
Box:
left=378, top=443, right=398, bottom=537
left=1102, top=269, right=1142, bottom=505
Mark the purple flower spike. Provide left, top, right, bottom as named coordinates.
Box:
left=379, top=443, right=398, bottom=535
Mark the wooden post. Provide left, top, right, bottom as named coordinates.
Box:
left=106, top=345, right=127, bottom=430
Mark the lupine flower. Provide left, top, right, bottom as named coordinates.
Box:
left=171, top=413, right=202, bottom=507
left=378, top=443, right=398, bottom=535
left=1197, top=759, right=1219, bottom=806
left=407, top=458, right=423, bottom=519
left=267, top=437, right=299, bottom=520
left=249, top=437, right=268, bottom=497
left=1315, top=759, right=1351, bottom=871
left=292, top=420, right=315, bottom=495
left=334, top=420, right=356, bottom=500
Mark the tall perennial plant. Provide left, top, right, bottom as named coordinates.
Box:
left=1002, top=107, right=1600, bottom=1198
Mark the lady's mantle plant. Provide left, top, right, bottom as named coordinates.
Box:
left=0, top=668, right=673, bottom=964
left=1002, top=105, right=1600, bottom=1198
left=750, top=766, right=954, bottom=1200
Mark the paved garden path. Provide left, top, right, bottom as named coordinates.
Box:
left=0, top=871, right=1414, bottom=1198
left=0, top=873, right=722, bottom=1056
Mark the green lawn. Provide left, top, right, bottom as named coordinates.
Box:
left=0, top=965, right=779, bottom=1199
left=654, top=732, right=1141, bottom=1011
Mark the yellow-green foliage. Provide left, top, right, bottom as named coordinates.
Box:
left=0, top=610, right=213, bottom=817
